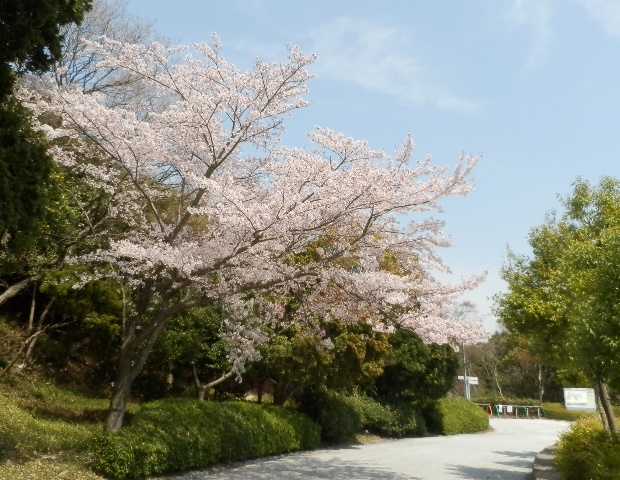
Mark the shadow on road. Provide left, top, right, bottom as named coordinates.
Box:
left=167, top=455, right=421, bottom=480
left=447, top=463, right=532, bottom=480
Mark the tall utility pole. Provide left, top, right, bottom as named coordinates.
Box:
left=462, top=342, right=470, bottom=401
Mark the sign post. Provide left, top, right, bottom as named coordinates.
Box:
left=563, top=388, right=597, bottom=412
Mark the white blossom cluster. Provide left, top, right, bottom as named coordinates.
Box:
left=22, top=35, right=486, bottom=366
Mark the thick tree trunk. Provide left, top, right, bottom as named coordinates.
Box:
left=597, top=381, right=618, bottom=435
left=106, top=377, right=133, bottom=432
left=104, top=297, right=211, bottom=431
left=597, top=391, right=610, bottom=433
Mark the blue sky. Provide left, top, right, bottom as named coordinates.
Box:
left=126, top=0, right=620, bottom=331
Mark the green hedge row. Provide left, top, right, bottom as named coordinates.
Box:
left=425, top=397, right=489, bottom=435
left=555, top=418, right=620, bottom=480
left=298, top=388, right=427, bottom=443
left=92, top=398, right=321, bottom=479
left=346, top=393, right=427, bottom=438
left=299, top=389, right=489, bottom=442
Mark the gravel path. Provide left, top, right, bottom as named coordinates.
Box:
left=156, top=418, right=570, bottom=480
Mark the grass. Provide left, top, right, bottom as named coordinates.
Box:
left=0, top=376, right=138, bottom=480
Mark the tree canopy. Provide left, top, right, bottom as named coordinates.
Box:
left=496, top=177, right=620, bottom=431
left=14, top=34, right=484, bottom=431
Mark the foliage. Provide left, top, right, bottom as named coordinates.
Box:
left=375, top=328, right=459, bottom=406
left=19, top=33, right=482, bottom=430
left=346, top=392, right=427, bottom=438
left=542, top=403, right=598, bottom=422
left=424, top=398, right=489, bottom=435
left=555, top=417, right=620, bottom=480
left=495, top=177, right=620, bottom=430
left=471, top=394, right=540, bottom=406
left=0, top=0, right=91, bottom=98
left=0, top=99, right=54, bottom=263
left=92, top=398, right=320, bottom=479
left=297, top=387, right=362, bottom=444
left=136, top=306, right=233, bottom=400
left=249, top=319, right=391, bottom=406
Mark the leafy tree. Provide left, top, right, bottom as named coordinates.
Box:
left=248, top=320, right=391, bottom=406
left=0, top=0, right=91, bottom=99
left=464, top=331, right=564, bottom=402
left=24, top=36, right=481, bottom=431
left=0, top=100, right=53, bottom=260
left=0, top=0, right=91, bottom=284
left=142, top=306, right=234, bottom=401
left=375, top=328, right=459, bottom=406
left=496, top=177, right=620, bottom=432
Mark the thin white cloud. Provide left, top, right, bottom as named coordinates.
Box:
left=307, top=17, right=479, bottom=113
left=572, top=0, right=620, bottom=37
left=509, top=0, right=553, bottom=69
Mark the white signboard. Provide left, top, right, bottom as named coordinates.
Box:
left=563, top=387, right=597, bottom=412
left=457, top=376, right=478, bottom=385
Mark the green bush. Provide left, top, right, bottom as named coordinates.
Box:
left=298, top=387, right=361, bottom=444
left=347, top=393, right=427, bottom=437
left=555, top=418, right=620, bottom=480
left=542, top=403, right=596, bottom=421
left=92, top=398, right=320, bottom=479
left=425, top=398, right=489, bottom=435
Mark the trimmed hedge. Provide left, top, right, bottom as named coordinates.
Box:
left=555, top=418, right=620, bottom=480
left=542, top=403, right=596, bottom=421
left=425, top=398, right=489, bottom=435
left=298, top=388, right=428, bottom=442
left=92, top=398, right=320, bottom=479
left=347, top=394, right=427, bottom=438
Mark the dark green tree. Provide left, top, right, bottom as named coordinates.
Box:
left=248, top=320, right=391, bottom=406
left=0, top=0, right=91, bottom=99
left=0, top=0, right=91, bottom=272
left=375, top=328, right=459, bottom=406
left=0, top=100, right=52, bottom=259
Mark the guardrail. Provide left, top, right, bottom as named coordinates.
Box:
left=476, top=403, right=545, bottom=419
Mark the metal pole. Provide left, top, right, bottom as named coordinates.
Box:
left=462, top=342, right=470, bottom=401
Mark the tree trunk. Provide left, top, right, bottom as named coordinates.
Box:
left=23, top=297, right=54, bottom=366
left=0, top=276, right=38, bottom=307
left=597, top=390, right=610, bottom=433
left=494, top=365, right=503, bottom=397
left=106, top=377, right=132, bottom=432
left=256, top=376, right=265, bottom=404
left=192, top=363, right=207, bottom=401
left=597, top=381, right=618, bottom=435
left=537, top=364, right=545, bottom=403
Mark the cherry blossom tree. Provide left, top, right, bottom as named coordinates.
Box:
left=24, top=36, right=485, bottom=431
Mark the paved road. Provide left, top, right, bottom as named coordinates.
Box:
left=163, top=418, right=570, bottom=480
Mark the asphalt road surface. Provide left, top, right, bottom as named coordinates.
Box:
left=163, top=418, right=570, bottom=480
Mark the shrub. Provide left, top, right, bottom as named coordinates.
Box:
left=555, top=418, right=620, bottom=480
left=298, top=387, right=361, bottom=444
left=542, top=403, right=596, bottom=421
left=92, top=398, right=320, bottom=479
left=347, top=393, right=427, bottom=437
left=425, top=398, right=489, bottom=435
